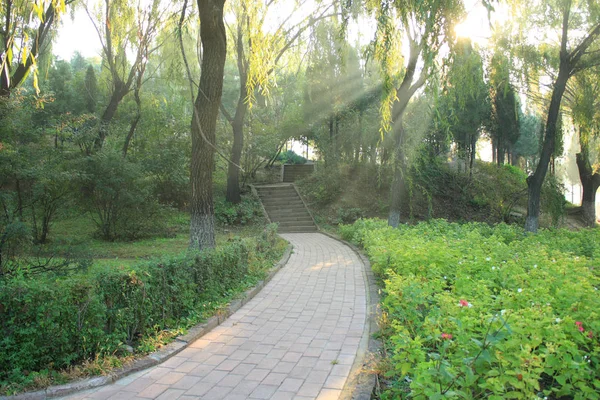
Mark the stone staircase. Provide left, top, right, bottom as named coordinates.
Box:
left=282, top=164, right=315, bottom=182
left=254, top=184, right=318, bottom=233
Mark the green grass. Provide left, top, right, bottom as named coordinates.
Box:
left=35, top=210, right=266, bottom=264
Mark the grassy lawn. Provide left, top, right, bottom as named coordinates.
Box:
left=36, top=210, right=266, bottom=267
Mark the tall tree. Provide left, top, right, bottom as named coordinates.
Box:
left=188, top=0, right=227, bottom=250
left=444, top=39, right=490, bottom=173
left=1, top=0, right=75, bottom=97
left=222, top=1, right=334, bottom=203
left=570, top=71, right=600, bottom=227
left=514, top=0, right=600, bottom=232
left=367, top=0, right=463, bottom=227
left=489, top=52, right=520, bottom=165
left=85, top=0, right=166, bottom=151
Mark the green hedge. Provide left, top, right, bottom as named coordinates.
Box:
left=0, top=224, right=281, bottom=391
left=341, top=219, right=600, bottom=399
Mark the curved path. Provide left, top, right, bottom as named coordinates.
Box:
left=64, top=233, right=368, bottom=400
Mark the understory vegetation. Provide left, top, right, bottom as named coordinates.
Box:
left=341, top=219, right=600, bottom=399
left=0, top=224, right=285, bottom=395
left=298, top=159, right=566, bottom=229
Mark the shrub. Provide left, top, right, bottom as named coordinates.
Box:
left=344, top=219, right=600, bottom=399
left=0, top=225, right=283, bottom=394
left=277, top=150, right=307, bottom=165
left=214, top=196, right=262, bottom=226
left=78, top=150, right=167, bottom=241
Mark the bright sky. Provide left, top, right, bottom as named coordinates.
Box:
left=53, top=0, right=506, bottom=62
left=54, top=9, right=102, bottom=61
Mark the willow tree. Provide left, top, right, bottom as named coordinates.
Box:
left=222, top=0, right=335, bottom=203
left=444, top=39, right=490, bottom=173
left=187, top=0, right=227, bottom=250
left=85, top=0, right=167, bottom=152
left=1, top=0, right=75, bottom=97
left=367, top=0, right=463, bottom=227
left=570, top=71, right=600, bottom=227
left=511, top=0, right=600, bottom=232
left=489, top=52, right=520, bottom=165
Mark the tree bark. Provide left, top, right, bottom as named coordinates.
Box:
left=190, top=0, right=227, bottom=250
left=95, top=84, right=129, bottom=151
left=525, top=65, right=570, bottom=232
left=122, top=75, right=143, bottom=157
left=388, top=120, right=405, bottom=228
left=386, top=39, right=425, bottom=227
left=576, top=152, right=600, bottom=227
left=225, top=22, right=247, bottom=204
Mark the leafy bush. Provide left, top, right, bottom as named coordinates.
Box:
left=79, top=150, right=167, bottom=241
left=342, top=219, right=600, bottom=399
left=277, top=150, right=307, bottom=165
left=335, top=207, right=366, bottom=225
left=296, top=166, right=343, bottom=205
left=214, top=196, right=263, bottom=226
left=0, top=224, right=283, bottom=394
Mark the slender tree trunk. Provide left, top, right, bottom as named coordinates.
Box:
left=95, top=84, right=129, bottom=151
left=386, top=39, right=424, bottom=227
left=388, top=131, right=405, bottom=228
left=190, top=0, right=226, bottom=250
left=122, top=88, right=142, bottom=157
left=525, top=65, right=570, bottom=232
left=576, top=152, right=600, bottom=227
left=226, top=116, right=245, bottom=203
left=225, top=22, right=247, bottom=204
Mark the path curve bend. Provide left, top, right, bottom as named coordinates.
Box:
left=64, top=233, right=369, bottom=400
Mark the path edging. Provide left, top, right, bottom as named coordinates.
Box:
left=321, top=231, right=382, bottom=400
left=1, top=243, right=294, bottom=400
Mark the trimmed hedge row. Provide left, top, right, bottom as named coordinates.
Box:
left=0, top=224, right=281, bottom=386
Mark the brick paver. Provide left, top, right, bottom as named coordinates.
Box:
left=63, top=233, right=367, bottom=400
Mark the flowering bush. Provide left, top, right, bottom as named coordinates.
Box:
left=341, top=219, right=600, bottom=399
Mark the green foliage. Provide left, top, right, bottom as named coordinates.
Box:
left=297, top=166, right=343, bottom=206
left=342, top=219, right=600, bottom=399
left=0, top=225, right=284, bottom=394
left=214, top=196, right=263, bottom=226
left=79, top=150, right=168, bottom=241
left=277, top=150, right=307, bottom=165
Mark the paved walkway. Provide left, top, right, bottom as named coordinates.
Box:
left=64, top=233, right=368, bottom=400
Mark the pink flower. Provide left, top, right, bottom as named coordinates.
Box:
left=441, top=333, right=453, bottom=340
left=576, top=321, right=585, bottom=332
left=459, top=299, right=469, bottom=307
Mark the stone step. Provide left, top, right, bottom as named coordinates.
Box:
left=270, top=216, right=314, bottom=223
left=277, top=223, right=316, bottom=230
left=264, top=207, right=310, bottom=214
left=258, top=193, right=299, bottom=199
left=261, top=200, right=305, bottom=207
left=254, top=183, right=316, bottom=232
left=278, top=226, right=318, bottom=233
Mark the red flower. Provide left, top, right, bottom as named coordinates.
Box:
left=588, top=331, right=593, bottom=339
left=459, top=299, right=469, bottom=307
left=441, top=333, right=453, bottom=340
left=576, top=321, right=585, bottom=332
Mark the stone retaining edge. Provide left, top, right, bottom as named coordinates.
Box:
left=1, top=242, right=294, bottom=400
left=321, top=231, right=382, bottom=400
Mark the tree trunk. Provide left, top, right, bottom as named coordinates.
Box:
left=525, top=64, right=570, bottom=232
left=388, top=122, right=405, bottom=228
left=225, top=22, right=247, bottom=204
left=226, top=116, right=244, bottom=203
left=190, top=0, right=227, bottom=251
left=576, top=152, right=600, bottom=227
left=95, top=84, right=129, bottom=151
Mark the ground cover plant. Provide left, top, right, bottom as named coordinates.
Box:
left=340, top=219, right=600, bottom=399
left=0, top=224, right=286, bottom=395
